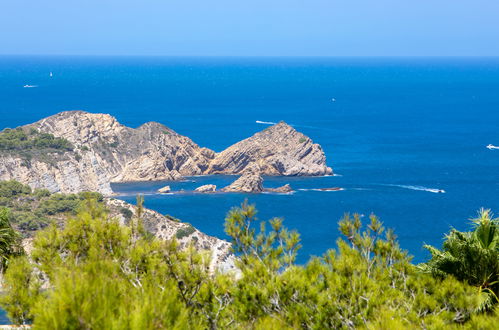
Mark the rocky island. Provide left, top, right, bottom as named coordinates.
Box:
left=0, top=111, right=332, bottom=195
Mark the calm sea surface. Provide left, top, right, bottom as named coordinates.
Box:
left=1, top=56, right=499, bottom=271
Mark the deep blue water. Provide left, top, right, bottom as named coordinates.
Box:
left=1, top=56, right=499, bottom=267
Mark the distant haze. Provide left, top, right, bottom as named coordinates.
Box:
left=1, top=0, right=498, bottom=56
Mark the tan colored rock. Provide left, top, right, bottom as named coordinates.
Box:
left=206, top=121, right=332, bottom=177
left=0, top=112, right=332, bottom=195
left=0, top=111, right=214, bottom=195
left=158, top=185, right=171, bottom=193
left=221, top=172, right=264, bottom=193
left=194, top=184, right=217, bottom=193
left=265, top=184, right=293, bottom=193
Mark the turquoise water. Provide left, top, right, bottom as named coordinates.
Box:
left=1, top=56, right=499, bottom=268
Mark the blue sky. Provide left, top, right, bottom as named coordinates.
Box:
left=1, top=0, right=498, bottom=56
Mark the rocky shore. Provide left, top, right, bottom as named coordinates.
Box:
left=0, top=111, right=332, bottom=195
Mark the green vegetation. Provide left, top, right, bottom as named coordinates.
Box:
left=0, top=208, right=23, bottom=272
left=0, top=127, right=73, bottom=152
left=175, top=224, right=195, bottom=239
left=420, top=208, right=499, bottom=312
left=0, top=197, right=497, bottom=328
left=298, top=137, right=307, bottom=143
left=0, top=180, right=104, bottom=236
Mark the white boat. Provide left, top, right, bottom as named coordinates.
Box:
left=23, top=84, right=37, bottom=88
left=50, top=72, right=53, bottom=77
left=487, top=144, right=499, bottom=150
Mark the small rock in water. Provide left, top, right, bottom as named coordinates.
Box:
left=194, top=184, right=217, bottom=193
left=221, top=172, right=264, bottom=193
left=265, top=184, right=293, bottom=193
left=158, top=185, right=171, bottom=193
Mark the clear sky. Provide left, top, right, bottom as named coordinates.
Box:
left=1, top=0, right=498, bottom=56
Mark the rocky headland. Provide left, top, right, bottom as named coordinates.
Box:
left=0, top=111, right=332, bottom=195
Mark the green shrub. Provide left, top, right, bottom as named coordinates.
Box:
left=119, top=207, right=133, bottom=220
left=33, top=189, right=51, bottom=199
left=175, top=224, right=195, bottom=239
left=0, top=181, right=31, bottom=198
left=0, top=127, right=73, bottom=152
left=36, top=194, right=80, bottom=216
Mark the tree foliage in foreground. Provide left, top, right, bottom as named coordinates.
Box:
left=420, top=208, right=499, bottom=312
left=0, top=200, right=498, bottom=328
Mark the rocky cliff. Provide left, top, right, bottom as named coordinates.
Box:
left=207, top=121, right=332, bottom=176
left=0, top=111, right=332, bottom=194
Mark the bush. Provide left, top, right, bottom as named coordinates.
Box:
left=0, top=181, right=31, bottom=198
left=36, top=194, right=81, bottom=216
left=33, top=189, right=51, bottom=199
left=0, top=127, right=73, bottom=152
left=119, top=207, right=133, bottom=220
left=175, top=224, right=195, bottom=239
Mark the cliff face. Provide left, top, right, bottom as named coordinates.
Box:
left=0, top=111, right=332, bottom=194
left=207, top=122, right=332, bottom=176
left=0, top=111, right=214, bottom=194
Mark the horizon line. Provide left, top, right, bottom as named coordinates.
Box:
left=1, top=54, right=499, bottom=59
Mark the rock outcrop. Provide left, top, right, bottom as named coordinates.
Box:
left=0, top=112, right=332, bottom=195
left=265, top=184, right=293, bottom=193
left=194, top=184, right=217, bottom=193
left=207, top=121, right=332, bottom=177
left=221, top=172, right=264, bottom=193
left=158, top=185, right=171, bottom=193
left=0, top=111, right=214, bottom=195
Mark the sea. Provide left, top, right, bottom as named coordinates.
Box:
left=1, top=56, right=499, bottom=272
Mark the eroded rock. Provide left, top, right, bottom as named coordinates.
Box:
left=194, top=184, right=217, bottom=193
left=158, top=185, right=171, bottom=193
left=265, top=184, right=293, bottom=193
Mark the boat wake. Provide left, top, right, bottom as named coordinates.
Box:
left=256, top=120, right=277, bottom=125
left=487, top=144, right=499, bottom=150
left=388, top=184, right=445, bottom=194
left=23, top=84, right=38, bottom=88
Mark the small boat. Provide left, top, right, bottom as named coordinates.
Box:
left=331, top=98, right=336, bottom=102
left=487, top=144, right=499, bottom=150
left=23, top=84, right=37, bottom=88
left=50, top=72, right=53, bottom=77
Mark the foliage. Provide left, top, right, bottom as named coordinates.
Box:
left=175, top=224, right=196, bottom=239
left=0, top=208, right=24, bottom=272
left=0, top=180, right=104, bottom=237
left=0, top=180, right=32, bottom=198
left=0, top=127, right=73, bottom=152
left=420, top=208, right=499, bottom=312
left=0, top=200, right=495, bottom=328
